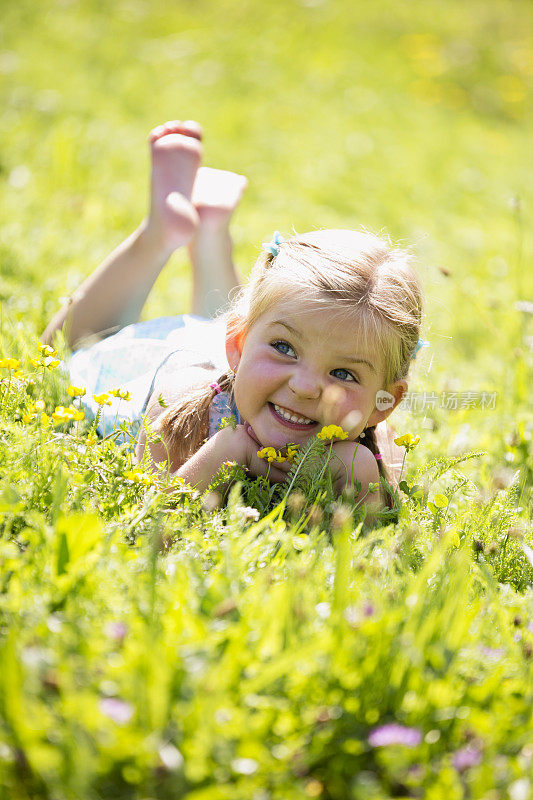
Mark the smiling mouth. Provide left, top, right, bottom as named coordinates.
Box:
left=269, top=402, right=318, bottom=430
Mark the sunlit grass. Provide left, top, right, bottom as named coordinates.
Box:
left=0, top=0, right=532, bottom=796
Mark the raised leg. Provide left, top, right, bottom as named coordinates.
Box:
left=42, top=120, right=203, bottom=349
left=188, top=166, right=248, bottom=318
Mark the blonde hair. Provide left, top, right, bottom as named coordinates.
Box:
left=158, top=229, right=423, bottom=498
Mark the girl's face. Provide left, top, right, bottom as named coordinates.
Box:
left=226, top=300, right=406, bottom=450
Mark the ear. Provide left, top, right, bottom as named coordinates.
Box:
left=366, top=379, right=407, bottom=427
left=225, top=312, right=246, bottom=372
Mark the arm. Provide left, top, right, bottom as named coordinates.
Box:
left=174, top=425, right=287, bottom=491
left=42, top=223, right=172, bottom=349
left=136, top=397, right=289, bottom=492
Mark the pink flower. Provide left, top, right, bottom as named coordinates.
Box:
left=99, top=697, right=134, bottom=725
left=368, top=723, right=422, bottom=748
left=452, top=745, right=482, bottom=772
left=105, top=621, right=128, bottom=642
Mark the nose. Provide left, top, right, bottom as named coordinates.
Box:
left=288, top=365, right=322, bottom=400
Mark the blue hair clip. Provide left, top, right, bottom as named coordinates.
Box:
left=262, top=231, right=285, bottom=258
left=412, top=338, right=429, bottom=360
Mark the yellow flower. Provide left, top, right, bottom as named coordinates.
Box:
left=317, top=424, right=349, bottom=441
left=0, top=357, right=21, bottom=370
left=394, top=433, right=421, bottom=452
left=40, top=413, right=50, bottom=428
left=124, top=469, right=157, bottom=487
left=22, top=399, right=48, bottom=423
left=38, top=343, right=56, bottom=356
left=43, top=356, right=60, bottom=370
left=52, top=406, right=70, bottom=423
left=286, top=445, right=299, bottom=463
left=67, top=385, right=86, bottom=398
left=274, top=452, right=287, bottom=463
left=51, top=405, right=85, bottom=424
left=110, top=388, right=131, bottom=401
left=86, top=432, right=98, bottom=446
left=257, top=446, right=278, bottom=463
left=93, top=392, right=112, bottom=406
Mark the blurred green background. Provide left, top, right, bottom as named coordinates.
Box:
left=1, top=0, right=532, bottom=472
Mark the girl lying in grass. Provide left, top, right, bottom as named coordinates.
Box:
left=43, top=120, right=423, bottom=513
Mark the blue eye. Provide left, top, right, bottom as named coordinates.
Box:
left=272, top=340, right=296, bottom=357
left=331, top=368, right=357, bottom=382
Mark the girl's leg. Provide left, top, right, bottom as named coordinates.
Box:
left=188, top=167, right=248, bottom=317
left=42, top=121, right=203, bottom=349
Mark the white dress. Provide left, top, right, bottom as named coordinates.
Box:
left=68, top=315, right=239, bottom=440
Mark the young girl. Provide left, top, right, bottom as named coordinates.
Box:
left=43, top=120, right=423, bottom=511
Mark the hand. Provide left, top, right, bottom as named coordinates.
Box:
left=228, top=425, right=291, bottom=483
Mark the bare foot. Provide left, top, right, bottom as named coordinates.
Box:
left=147, top=120, right=203, bottom=253
left=191, top=167, right=248, bottom=231
left=187, top=166, right=248, bottom=318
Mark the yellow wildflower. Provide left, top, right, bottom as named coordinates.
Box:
left=124, top=469, right=157, bottom=487
left=317, top=424, right=349, bottom=441
left=52, top=406, right=70, bottom=423
left=394, top=433, right=421, bottom=452
left=22, top=399, right=47, bottom=423
left=110, top=388, right=132, bottom=401
left=257, top=447, right=278, bottom=463
left=43, top=356, right=60, bottom=370
left=86, top=432, right=98, bottom=446
left=38, top=343, right=56, bottom=356
left=40, top=413, right=50, bottom=428
left=67, top=385, right=86, bottom=398
left=286, top=444, right=299, bottom=462
left=93, top=392, right=112, bottom=406
left=51, top=405, right=85, bottom=424
left=0, top=357, right=21, bottom=370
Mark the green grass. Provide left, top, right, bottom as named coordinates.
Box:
left=1, top=0, right=532, bottom=797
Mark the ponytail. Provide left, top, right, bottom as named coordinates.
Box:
left=154, top=370, right=235, bottom=468
left=358, top=426, right=397, bottom=511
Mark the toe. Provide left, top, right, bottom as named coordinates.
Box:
left=181, top=120, right=203, bottom=141
left=152, top=132, right=203, bottom=158
left=163, top=120, right=182, bottom=133
left=148, top=124, right=169, bottom=143
left=149, top=120, right=203, bottom=144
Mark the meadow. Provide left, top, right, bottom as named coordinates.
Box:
left=0, top=0, right=532, bottom=797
